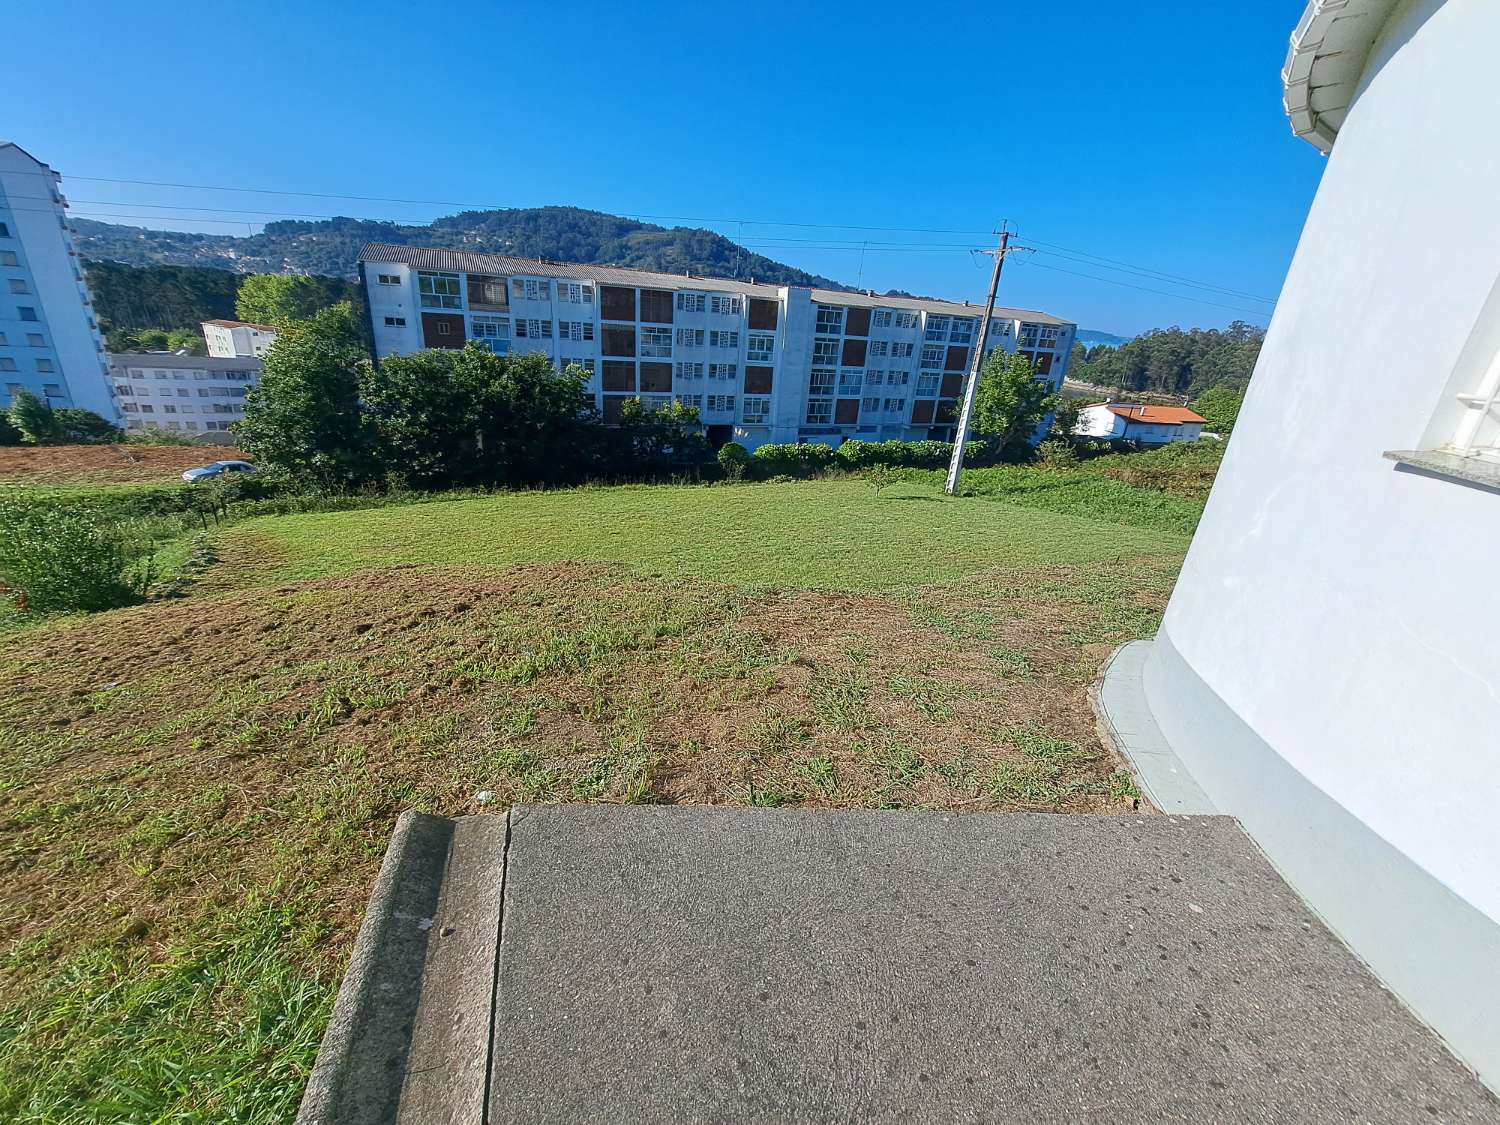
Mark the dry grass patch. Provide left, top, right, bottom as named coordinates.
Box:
left=0, top=444, right=245, bottom=487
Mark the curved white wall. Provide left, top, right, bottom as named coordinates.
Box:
left=1158, top=0, right=1500, bottom=928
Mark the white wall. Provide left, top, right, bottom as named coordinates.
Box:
left=1157, top=0, right=1500, bottom=925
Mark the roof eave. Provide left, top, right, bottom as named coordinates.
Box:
left=1282, top=0, right=1402, bottom=153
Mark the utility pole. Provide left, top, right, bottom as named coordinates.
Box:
left=944, top=227, right=1029, bottom=495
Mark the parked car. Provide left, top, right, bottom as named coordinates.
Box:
left=181, top=460, right=258, bottom=482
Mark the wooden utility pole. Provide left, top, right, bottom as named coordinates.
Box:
left=944, top=228, right=1028, bottom=495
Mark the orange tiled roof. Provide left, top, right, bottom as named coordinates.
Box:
left=1104, top=404, right=1208, bottom=425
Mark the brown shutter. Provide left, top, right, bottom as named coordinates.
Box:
left=940, top=373, right=963, bottom=397
left=640, top=362, right=672, bottom=392
left=602, top=395, right=629, bottom=421
left=744, top=366, right=773, bottom=394
left=945, top=346, right=968, bottom=371
left=748, top=298, right=779, bottom=330
left=602, top=361, right=636, bottom=392
left=911, top=400, right=935, bottom=424
left=602, top=326, right=636, bottom=357
left=601, top=286, right=636, bottom=321
left=638, top=289, right=674, bottom=324
left=835, top=398, right=860, bottom=424
left=841, top=339, right=868, bottom=367
left=421, top=312, right=465, bottom=349
left=844, top=307, right=871, bottom=336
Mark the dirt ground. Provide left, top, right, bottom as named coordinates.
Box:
left=0, top=443, right=247, bottom=486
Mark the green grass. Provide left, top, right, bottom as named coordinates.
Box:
left=216, top=479, right=1187, bottom=591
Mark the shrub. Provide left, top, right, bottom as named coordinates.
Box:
left=0, top=412, right=21, bottom=446
left=0, top=498, right=150, bottom=612
left=1035, top=439, right=1079, bottom=469
left=716, top=441, right=750, bottom=480
left=751, top=442, right=837, bottom=478
left=124, top=425, right=201, bottom=446
left=833, top=438, right=990, bottom=471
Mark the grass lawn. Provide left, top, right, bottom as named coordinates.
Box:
left=0, top=475, right=1190, bottom=1122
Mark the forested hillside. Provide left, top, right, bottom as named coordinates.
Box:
left=73, top=206, right=847, bottom=288
left=1069, top=322, right=1264, bottom=397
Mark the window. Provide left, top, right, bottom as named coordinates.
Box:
left=377, top=273, right=400, bottom=285
left=121, top=402, right=137, bottom=412
left=177, top=388, right=190, bottom=397
left=139, top=404, right=154, bottom=414
left=515, top=319, right=553, bottom=339
left=25, top=333, right=43, bottom=346
left=894, top=311, right=918, bottom=329
left=924, top=315, right=950, bottom=341
left=806, top=399, right=834, bottom=424
left=815, top=305, right=845, bottom=333
left=36, top=359, right=53, bottom=373
left=0, top=223, right=8, bottom=237
left=556, top=281, right=592, bottom=304
left=890, top=342, right=914, bottom=358
left=991, top=318, right=1013, bottom=337
left=418, top=271, right=462, bottom=309
left=887, top=370, right=910, bottom=387
left=559, top=320, right=595, bottom=342
left=747, top=333, right=775, bottom=361
left=1020, top=324, right=1041, bottom=347
left=676, top=394, right=703, bottom=409
left=707, top=394, right=736, bottom=412
left=920, top=345, right=945, bottom=370
left=709, top=294, right=742, bottom=316
left=561, top=357, right=596, bottom=373
left=839, top=370, right=863, bottom=393
left=640, top=326, right=673, bottom=357
left=708, top=363, right=738, bottom=380
left=709, top=330, right=739, bottom=349
left=861, top=396, right=881, bottom=413
left=866, top=371, right=884, bottom=386
left=0, top=358, right=16, bottom=371
left=809, top=368, right=835, bottom=394
left=0, top=252, right=16, bottom=266
left=674, top=361, right=704, bottom=380
left=873, top=310, right=893, bottom=329
left=163, top=404, right=177, bottom=414
left=468, top=274, right=509, bottom=308
left=383, top=316, right=406, bottom=327
left=0, top=332, right=6, bottom=344
left=950, top=318, right=976, bottom=344
left=916, top=373, right=941, bottom=396
left=471, top=316, right=510, bottom=354
left=677, top=293, right=706, bottom=313
left=742, top=396, right=771, bottom=424
left=17, top=307, right=36, bottom=321
left=676, top=328, right=705, bottom=347
left=512, top=278, right=552, bottom=303
left=8, top=279, right=29, bottom=294
left=115, top=383, right=133, bottom=396
left=883, top=398, right=906, bottom=415
left=812, top=338, right=841, bottom=364
left=868, top=340, right=889, bottom=357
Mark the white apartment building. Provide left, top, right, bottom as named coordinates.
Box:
left=0, top=142, right=115, bottom=421
left=202, top=318, right=279, bottom=358
left=107, top=352, right=261, bottom=441
left=358, top=244, right=1073, bottom=449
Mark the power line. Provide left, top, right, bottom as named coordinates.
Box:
left=1012, top=257, right=1271, bottom=318
left=1023, top=235, right=1276, bottom=304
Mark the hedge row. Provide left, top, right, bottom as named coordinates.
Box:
left=739, top=438, right=991, bottom=478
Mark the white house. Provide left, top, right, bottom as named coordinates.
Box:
left=358, top=244, right=1075, bottom=450
left=1097, top=0, right=1500, bottom=1089
left=0, top=142, right=116, bottom=422
left=1075, top=402, right=1206, bottom=444
left=202, top=319, right=279, bottom=358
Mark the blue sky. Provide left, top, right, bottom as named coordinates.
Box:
left=10, top=1, right=1325, bottom=336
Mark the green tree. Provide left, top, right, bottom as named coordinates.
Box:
left=972, top=350, right=1059, bottom=462
left=54, top=409, right=123, bottom=444
left=235, top=303, right=377, bottom=487
left=166, top=328, right=206, bottom=354
left=9, top=390, right=63, bottom=444
left=360, top=346, right=599, bottom=489
left=1048, top=396, right=1084, bottom=442
left=1193, top=384, right=1245, bottom=434
left=0, top=412, right=22, bottom=446
left=235, top=274, right=325, bottom=326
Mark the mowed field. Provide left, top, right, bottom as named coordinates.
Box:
left=0, top=476, right=1190, bottom=1121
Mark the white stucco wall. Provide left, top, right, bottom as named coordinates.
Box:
left=1158, top=0, right=1500, bottom=923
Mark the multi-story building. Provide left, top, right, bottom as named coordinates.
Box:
left=202, top=318, right=279, bottom=358
left=0, top=142, right=115, bottom=421
left=358, top=244, right=1074, bottom=449
left=107, top=352, right=261, bottom=441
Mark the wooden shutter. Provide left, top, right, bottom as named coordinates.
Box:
left=601, top=286, right=636, bottom=321
left=748, top=298, right=779, bottom=330
left=640, top=362, right=672, bottom=392
left=602, top=361, right=636, bottom=391
left=841, top=339, right=867, bottom=367
left=744, top=366, right=773, bottom=394
left=602, top=326, right=636, bottom=357
left=835, top=398, right=860, bottom=424
left=844, top=307, right=871, bottom=336
left=421, top=312, right=465, bottom=349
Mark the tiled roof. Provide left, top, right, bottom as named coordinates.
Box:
left=202, top=319, right=279, bottom=331
left=1103, top=404, right=1208, bottom=425
left=107, top=352, right=263, bottom=370
left=357, top=243, right=1072, bottom=326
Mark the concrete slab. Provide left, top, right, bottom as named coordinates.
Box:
left=491, top=805, right=1494, bottom=1122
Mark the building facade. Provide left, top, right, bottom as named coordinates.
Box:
left=107, top=352, right=261, bottom=441
left=1075, top=403, right=1207, bottom=444
left=202, top=319, right=279, bottom=358
left=1100, top=0, right=1500, bottom=1087
left=0, top=142, right=115, bottom=421
left=358, top=244, right=1073, bottom=449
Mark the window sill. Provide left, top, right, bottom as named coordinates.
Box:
left=1383, top=449, right=1500, bottom=494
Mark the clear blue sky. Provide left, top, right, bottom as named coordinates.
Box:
left=10, top=1, right=1326, bottom=336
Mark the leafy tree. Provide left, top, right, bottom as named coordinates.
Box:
left=607, top=398, right=708, bottom=474
left=972, top=350, right=1059, bottom=463
left=1193, top=384, right=1246, bottom=434
left=1049, top=396, right=1084, bottom=442
left=0, top=412, right=22, bottom=446
left=84, top=260, right=240, bottom=330
left=166, top=328, right=206, bottom=354
left=9, top=390, right=63, bottom=444
left=235, top=303, right=377, bottom=487
left=235, top=274, right=328, bottom=326
left=1072, top=322, right=1265, bottom=399
left=54, top=409, right=123, bottom=444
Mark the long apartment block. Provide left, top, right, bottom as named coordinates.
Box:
left=107, top=352, right=261, bottom=440
left=359, top=243, right=1074, bottom=448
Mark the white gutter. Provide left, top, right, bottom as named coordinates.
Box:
left=1282, top=0, right=1402, bottom=153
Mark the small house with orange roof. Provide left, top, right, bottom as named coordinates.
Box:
left=1075, top=401, right=1208, bottom=445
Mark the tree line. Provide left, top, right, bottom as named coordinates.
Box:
left=1069, top=321, right=1264, bottom=399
